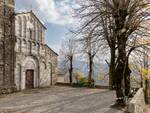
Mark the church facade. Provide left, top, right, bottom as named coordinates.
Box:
left=0, top=0, right=58, bottom=93
left=14, top=11, right=58, bottom=91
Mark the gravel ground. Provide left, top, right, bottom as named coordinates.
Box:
left=0, top=86, right=125, bottom=113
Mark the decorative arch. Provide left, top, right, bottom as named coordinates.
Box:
left=40, top=61, right=47, bottom=70
left=33, top=21, right=36, bottom=40
left=18, top=16, right=22, bottom=37
left=22, top=39, right=27, bottom=52
left=23, top=16, right=27, bottom=38
left=35, top=22, right=37, bottom=41
left=15, top=17, right=19, bottom=36
left=16, top=38, right=21, bottom=52
left=22, top=56, right=39, bottom=69
left=21, top=56, right=39, bottom=90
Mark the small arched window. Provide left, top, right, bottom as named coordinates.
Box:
left=41, top=62, right=47, bottom=70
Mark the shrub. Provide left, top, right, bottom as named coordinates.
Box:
left=73, top=70, right=88, bottom=87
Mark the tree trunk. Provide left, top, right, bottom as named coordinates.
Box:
left=69, top=56, right=73, bottom=84
left=115, top=39, right=126, bottom=101
left=124, top=60, right=131, bottom=97
left=113, top=9, right=128, bottom=101
left=109, top=47, right=116, bottom=89
left=145, top=80, right=150, bottom=104
left=88, top=54, right=93, bottom=86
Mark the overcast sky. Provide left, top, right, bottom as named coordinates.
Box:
left=15, top=0, right=76, bottom=54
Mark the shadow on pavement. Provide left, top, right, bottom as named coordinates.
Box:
left=110, top=102, right=127, bottom=112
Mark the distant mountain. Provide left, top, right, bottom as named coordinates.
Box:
left=58, top=60, right=108, bottom=74
left=58, top=60, right=109, bottom=86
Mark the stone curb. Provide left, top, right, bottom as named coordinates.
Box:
left=128, top=88, right=145, bottom=113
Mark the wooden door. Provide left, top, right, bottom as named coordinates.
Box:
left=26, top=70, right=34, bottom=89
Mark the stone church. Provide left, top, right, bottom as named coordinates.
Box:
left=15, top=11, right=58, bottom=91
left=0, top=0, right=58, bottom=93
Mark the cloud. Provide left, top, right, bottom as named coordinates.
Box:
left=15, top=0, right=74, bottom=25
left=49, top=44, right=61, bottom=54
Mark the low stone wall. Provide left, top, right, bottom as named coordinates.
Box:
left=56, top=82, right=109, bottom=89
left=128, top=88, right=145, bottom=113
left=56, top=82, right=71, bottom=86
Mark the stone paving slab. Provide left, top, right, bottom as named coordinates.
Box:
left=0, top=86, right=125, bottom=113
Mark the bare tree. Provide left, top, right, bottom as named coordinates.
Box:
left=60, top=38, right=77, bottom=84
left=78, top=25, right=101, bottom=86
left=73, top=0, right=150, bottom=103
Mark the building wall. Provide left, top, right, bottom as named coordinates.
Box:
left=45, top=45, right=58, bottom=85
left=0, top=0, right=16, bottom=93
left=14, top=11, right=58, bottom=90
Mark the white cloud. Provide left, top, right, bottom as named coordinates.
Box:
left=15, top=0, right=74, bottom=26
left=49, top=44, right=61, bottom=54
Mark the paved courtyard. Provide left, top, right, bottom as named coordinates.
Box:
left=0, top=86, right=125, bottom=113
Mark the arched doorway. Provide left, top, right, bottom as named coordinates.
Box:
left=25, top=69, right=34, bottom=89
left=22, top=56, right=39, bottom=90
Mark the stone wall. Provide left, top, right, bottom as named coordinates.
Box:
left=45, top=45, right=58, bottom=85
left=0, top=0, right=16, bottom=94
left=15, top=12, right=46, bottom=56
left=128, top=88, right=145, bottom=113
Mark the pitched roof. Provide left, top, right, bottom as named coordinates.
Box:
left=45, top=44, right=59, bottom=56
left=15, top=10, right=47, bottom=29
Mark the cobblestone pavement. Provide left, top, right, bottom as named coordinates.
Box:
left=0, top=86, right=125, bottom=113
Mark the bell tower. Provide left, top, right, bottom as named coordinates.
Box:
left=0, top=0, right=16, bottom=94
